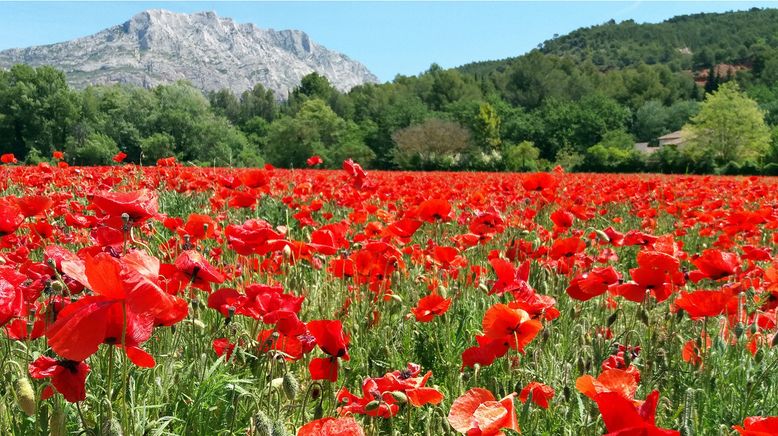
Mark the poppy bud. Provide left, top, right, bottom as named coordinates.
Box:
left=282, top=372, right=299, bottom=401
left=593, top=229, right=610, bottom=243
left=478, top=283, right=489, bottom=293
left=50, top=280, right=65, bottom=294
left=252, top=410, right=272, bottom=436
left=771, top=331, right=778, bottom=348
left=313, top=402, right=323, bottom=420
left=638, top=308, right=650, bottom=326
left=272, top=421, right=290, bottom=436
left=282, top=244, right=292, bottom=258
left=755, top=348, right=765, bottom=363
left=14, top=376, right=36, bottom=416
left=607, top=310, right=619, bottom=327
left=49, top=403, right=66, bottom=436
left=365, top=400, right=381, bottom=411
left=750, top=322, right=758, bottom=335
left=437, top=285, right=448, bottom=298
left=310, top=384, right=321, bottom=400
left=100, top=417, right=123, bottom=436
left=390, top=391, right=408, bottom=404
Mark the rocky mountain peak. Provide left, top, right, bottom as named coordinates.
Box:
left=0, top=9, right=378, bottom=98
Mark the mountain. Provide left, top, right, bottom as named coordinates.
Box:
left=458, top=8, right=778, bottom=75
left=0, top=9, right=379, bottom=97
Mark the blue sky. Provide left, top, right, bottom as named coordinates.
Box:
left=0, top=1, right=776, bottom=82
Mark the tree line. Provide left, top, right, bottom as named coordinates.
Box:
left=2, top=9, right=778, bottom=173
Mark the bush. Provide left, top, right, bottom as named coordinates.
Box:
left=68, top=133, right=120, bottom=165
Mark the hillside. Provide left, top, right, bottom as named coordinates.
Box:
left=459, top=8, right=778, bottom=75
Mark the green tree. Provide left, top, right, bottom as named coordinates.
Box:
left=264, top=99, right=371, bottom=168
left=66, top=132, right=119, bottom=165
left=681, top=82, right=771, bottom=167
left=0, top=65, right=80, bottom=160
left=504, top=140, right=541, bottom=171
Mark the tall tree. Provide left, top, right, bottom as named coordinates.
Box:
left=682, top=82, right=771, bottom=167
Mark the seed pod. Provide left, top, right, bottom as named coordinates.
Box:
left=365, top=400, right=381, bottom=411
left=100, top=417, right=123, bottom=436
left=390, top=391, right=408, bottom=404
left=49, top=404, right=66, bottom=436
left=313, top=403, right=323, bottom=420
left=771, top=331, right=778, bottom=348
left=14, top=376, right=36, bottom=416
left=272, top=420, right=290, bottom=436
left=252, top=410, right=273, bottom=436
left=282, top=372, right=299, bottom=401
left=310, top=384, right=321, bottom=400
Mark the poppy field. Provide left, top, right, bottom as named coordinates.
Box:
left=1, top=159, right=778, bottom=435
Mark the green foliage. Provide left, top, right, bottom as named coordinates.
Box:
left=264, top=99, right=370, bottom=168
left=66, top=132, right=120, bottom=165
left=140, top=132, right=177, bottom=163
left=0, top=65, right=80, bottom=160
left=682, top=82, right=772, bottom=167
left=504, top=140, right=541, bottom=172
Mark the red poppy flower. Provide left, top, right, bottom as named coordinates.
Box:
left=566, top=267, right=620, bottom=301
left=674, top=289, right=736, bottom=319
left=489, top=258, right=532, bottom=296
left=414, top=199, right=452, bottom=222
left=689, top=249, right=740, bottom=282
left=113, top=151, right=127, bottom=162
left=29, top=356, right=90, bottom=403
left=482, top=303, right=543, bottom=352
left=550, top=236, right=586, bottom=259
left=306, top=155, right=323, bottom=167
left=0, top=276, right=23, bottom=327
left=298, top=417, right=365, bottom=436
left=1, top=153, right=18, bottom=164
left=594, top=390, right=679, bottom=435
left=307, top=319, right=350, bottom=381
left=53, top=151, right=64, bottom=160
left=225, top=218, right=285, bottom=256
left=576, top=368, right=639, bottom=402
left=91, top=190, right=159, bottom=224
left=550, top=209, right=575, bottom=230
left=174, top=250, right=226, bottom=287
left=157, top=156, right=176, bottom=166
left=15, top=195, right=53, bottom=218
left=180, top=213, right=218, bottom=241
left=522, top=172, right=555, bottom=191
left=212, top=338, right=237, bottom=360
left=411, top=294, right=452, bottom=322
left=733, top=416, right=778, bottom=435
left=0, top=200, right=24, bottom=236
left=47, top=250, right=186, bottom=366
left=447, top=388, right=519, bottom=435
left=519, top=381, right=555, bottom=409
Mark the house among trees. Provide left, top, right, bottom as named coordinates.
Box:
left=657, top=130, right=685, bottom=147
left=634, top=130, right=686, bottom=155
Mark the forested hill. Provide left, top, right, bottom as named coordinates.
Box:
left=459, top=8, right=778, bottom=75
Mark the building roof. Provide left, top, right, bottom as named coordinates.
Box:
left=657, top=130, right=683, bottom=140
